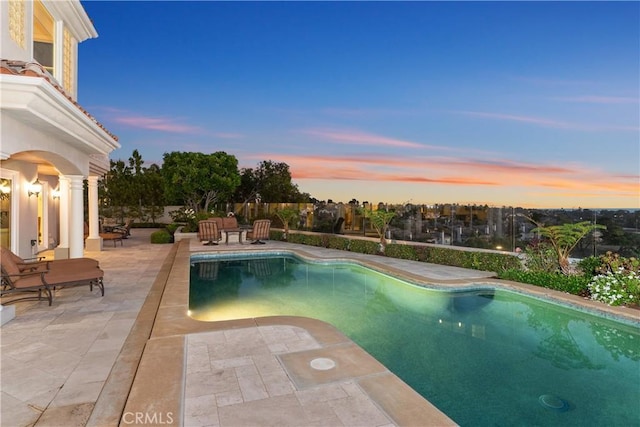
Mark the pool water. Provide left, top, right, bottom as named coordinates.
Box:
left=189, top=254, right=640, bottom=426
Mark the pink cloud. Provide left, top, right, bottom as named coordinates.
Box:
left=300, top=129, right=425, bottom=148
left=553, top=96, right=639, bottom=104
left=453, top=110, right=638, bottom=132
left=113, top=116, right=204, bottom=134
left=263, top=152, right=637, bottom=197
left=454, top=110, right=577, bottom=129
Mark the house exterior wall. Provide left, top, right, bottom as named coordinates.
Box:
left=0, top=0, right=119, bottom=259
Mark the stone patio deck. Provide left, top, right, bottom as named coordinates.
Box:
left=1, top=229, right=637, bottom=426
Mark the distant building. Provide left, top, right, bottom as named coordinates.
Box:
left=1, top=0, right=119, bottom=259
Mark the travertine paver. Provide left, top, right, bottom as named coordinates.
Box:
left=184, top=326, right=395, bottom=427
left=0, top=229, right=172, bottom=427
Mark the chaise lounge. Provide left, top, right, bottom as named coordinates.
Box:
left=1, top=247, right=100, bottom=273
left=1, top=251, right=105, bottom=305
left=84, top=223, right=125, bottom=247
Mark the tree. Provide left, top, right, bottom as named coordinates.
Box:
left=100, top=150, right=166, bottom=224
left=140, top=163, right=165, bottom=223
left=364, top=209, right=397, bottom=252
left=234, top=160, right=307, bottom=203
left=162, top=151, right=240, bottom=213
left=101, top=158, right=134, bottom=222
left=532, top=221, right=606, bottom=274
left=273, top=207, right=299, bottom=239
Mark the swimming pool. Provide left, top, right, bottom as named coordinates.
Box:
left=189, top=253, right=640, bottom=426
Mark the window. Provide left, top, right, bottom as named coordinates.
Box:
left=33, top=0, right=54, bottom=75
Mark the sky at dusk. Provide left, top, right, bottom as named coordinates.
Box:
left=78, top=1, right=639, bottom=209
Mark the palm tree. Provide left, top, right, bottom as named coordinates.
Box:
left=364, top=209, right=396, bottom=253
left=274, top=207, right=299, bottom=239
left=532, top=221, right=606, bottom=274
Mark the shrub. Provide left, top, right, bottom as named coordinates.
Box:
left=587, top=269, right=640, bottom=306
left=166, top=223, right=180, bottom=235
left=412, top=246, right=521, bottom=272
left=286, top=233, right=306, bottom=244
left=349, top=239, right=379, bottom=255
left=270, top=230, right=284, bottom=241
left=327, top=236, right=350, bottom=250
left=304, top=234, right=325, bottom=247
left=523, top=240, right=559, bottom=273
left=150, top=230, right=173, bottom=244
left=132, top=222, right=169, bottom=229
left=286, top=233, right=324, bottom=247
left=577, top=256, right=601, bottom=277
left=385, top=244, right=418, bottom=260
left=498, top=269, right=591, bottom=295
left=596, top=252, right=639, bottom=275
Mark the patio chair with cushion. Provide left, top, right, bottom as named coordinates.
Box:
left=85, top=223, right=124, bottom=247
left=112, top=219, right=134, bottom=238
left=1, top=247, right=100, bottom=273
left=1, top=251, right=105, bottom=305
left=246, top=219, right=271, bottom=244
left=198, top=220, right=221, bottom=246
left=222, top=216, right=238, bottom=230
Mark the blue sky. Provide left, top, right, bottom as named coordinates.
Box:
left=79, top=1, right=639, bottom=209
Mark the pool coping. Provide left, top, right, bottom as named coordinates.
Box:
left=91, top=239, right=639, bottom=427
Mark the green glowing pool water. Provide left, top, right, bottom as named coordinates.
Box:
left=189, top=254, right=640, bottom=426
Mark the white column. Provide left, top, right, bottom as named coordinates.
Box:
left=85, top=175, right=102, bottom=251
left=54, top=176, right=70, bottom=259
left=68, top=175, right=85, bottom=258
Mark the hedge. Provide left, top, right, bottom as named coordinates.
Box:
left=327, top=235, right=351, bottom=250
left=150, top=230, right=172, bottom=244
left=498, top=269, right=591, bottom=295
left=348, top=239, right=380, bottom=255
left=270, top=231, right=523, bottom=273
left=385, top=243, right=522, bottom=273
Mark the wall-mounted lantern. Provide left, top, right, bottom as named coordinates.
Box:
left=28, top=179, right=43, bottom=197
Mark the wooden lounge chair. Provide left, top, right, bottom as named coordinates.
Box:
left=198, top=220, right=221, bottom=246
left=246, top=219, right=271, bottom=244
left=1, top=251, right=104, bottom=305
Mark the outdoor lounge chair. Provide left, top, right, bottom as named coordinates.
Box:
left=1, top=247, right=100, bottom=273
left=85, top=223, right=124, bottom=247
left=198, top=220, right=221, bottom=245
left=246, top=219, right=271, bottom=244
left=111, top=219, right=133, bottom=238
left=1, top=252, right=104, bottom=305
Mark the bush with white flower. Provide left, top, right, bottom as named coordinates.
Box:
left=588, top=269, right=639, bottom=306
left=168, top=207, right=208, bottom=232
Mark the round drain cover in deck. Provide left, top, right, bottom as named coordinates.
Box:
left=310, top=358, right=336, bottom=370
